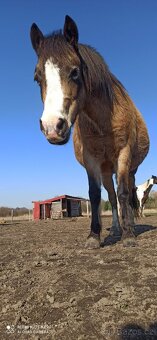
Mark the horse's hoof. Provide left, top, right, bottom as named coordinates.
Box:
left=122, top=236, right=137, bottom=247
left=85, top=233, right=100, bottom=249
left=109, top=224, right=122, bottom=237
left=109, top=228, right=122, bottom=237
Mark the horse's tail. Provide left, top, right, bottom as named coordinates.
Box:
left=131, top=187, right=140, bottom=218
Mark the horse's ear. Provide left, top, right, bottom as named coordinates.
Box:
left=30, top=23, right=44, bottom=55
left=63, top=15, right=79, bottom=49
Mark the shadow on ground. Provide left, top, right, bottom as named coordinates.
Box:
left=119, top=322, right=157, bottom=340
left=101, top=234, right=121, bottom=247
left=102, top=224, right=157, bottom=247
left=134, top=224, right=157, bottom=236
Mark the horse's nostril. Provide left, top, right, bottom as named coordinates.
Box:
left=56, top=118, right=66, bottom=132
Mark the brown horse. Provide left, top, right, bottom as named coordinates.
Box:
left=30, top=15, right=149, bottom=248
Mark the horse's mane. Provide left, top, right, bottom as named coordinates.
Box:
left=43, top=31, right=128, bottom=108
left=79, top=44, right=128, bottom=105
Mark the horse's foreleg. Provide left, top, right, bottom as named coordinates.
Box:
left=102, top=174, right=122, bottom=237
left=85, top=173, right=101, bottom=249
left=117, top=147, right=136, bottom=246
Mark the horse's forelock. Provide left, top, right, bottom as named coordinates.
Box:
left=40, top=32, right=79, bottom=68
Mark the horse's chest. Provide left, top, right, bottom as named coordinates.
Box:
left=73, top=117, right=115, bottom=165
left=84, top=135, right=114, bottom=160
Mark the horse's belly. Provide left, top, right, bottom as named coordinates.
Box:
left=131, top=123, right=150, bottom=171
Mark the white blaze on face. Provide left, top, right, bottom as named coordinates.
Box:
left=41, top=59, right=64, bottom=124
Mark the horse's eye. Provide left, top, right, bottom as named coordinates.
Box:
left=70, top=67, right=80, bottom=81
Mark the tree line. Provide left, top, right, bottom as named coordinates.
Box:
left=145, top=191, right=157, bottom=209
left=81, top=199, right=112, bottom=213
left=0, top=207, right=32, bottom=217
left=1, top=191, right=156, bottom=217
left=81, top=191, right=157, bottom=213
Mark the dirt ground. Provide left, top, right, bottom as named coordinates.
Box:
left=0, top=215, right=157, bottom=340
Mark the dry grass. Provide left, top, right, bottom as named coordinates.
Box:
left=0, top=214, right=33, bottom=222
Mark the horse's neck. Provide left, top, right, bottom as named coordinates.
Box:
left=83, top=97, right=111, bottom=133
left=144, top=183, right=153, bottom=195
left=138, top=179, right=153, bottom=193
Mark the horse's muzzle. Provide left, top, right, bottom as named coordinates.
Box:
left=40, top=119, right=71, bottom=145
left=47, top=131, right=71, bottom=145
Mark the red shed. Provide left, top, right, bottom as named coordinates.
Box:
left=32, top=195, right=88, bottom=220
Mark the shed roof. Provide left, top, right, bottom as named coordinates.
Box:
left=32, top=194, right=89, bottom=205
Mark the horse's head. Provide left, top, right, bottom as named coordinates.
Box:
left=152, top=175, right=157, bottom=184
left=30, top=15, right=85, bottom=145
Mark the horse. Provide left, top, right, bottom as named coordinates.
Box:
left=30, top=15, right=149, bottom=248
left=136, top=175, right=157, bottom=216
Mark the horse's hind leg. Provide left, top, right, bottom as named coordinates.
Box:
left=85, top=173, right=101, bottom=249
left=128, top=169, right=139, bottom=223
left=102, top=173, right=122, bottom=237
left=117, top=147, right=136, bottom=247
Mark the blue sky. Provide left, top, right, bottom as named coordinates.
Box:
left=0, top=0, right=157, bottom=208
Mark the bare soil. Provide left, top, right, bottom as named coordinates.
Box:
left=0, top=215, right=157, bottom=340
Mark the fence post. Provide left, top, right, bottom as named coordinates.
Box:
left=29, top=209, right=31, bottom=221
left=61, top=199, right=63, bottom=218
left=11, top=209, right=13, bottom=223
left=44, top=204, right=46, bottom=220
left=86, top=201, right=89, bottom=218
